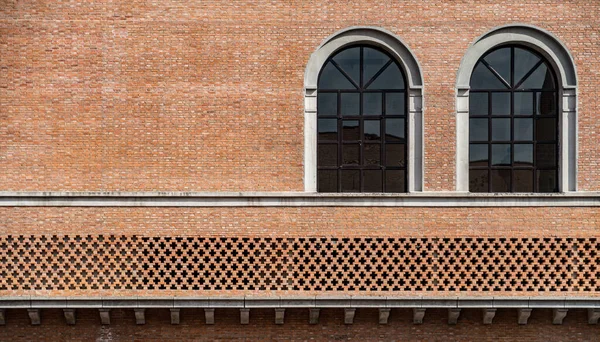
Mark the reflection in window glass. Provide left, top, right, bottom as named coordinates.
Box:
left=363, top=170, right=383, bottom=192
left=363, top=93, right=382, bottom=115
left=483, top=48, right=511, bottom=84
left=364, top=121, right=380, bottom=140
left=514, top=118, right=533, bottom=140
left=469, top=144, right=488, bottom=166
left=469, top=45, right=557, bottom=192
left=491, top=169, right=511, bottom=192
left=342, top=120, right=359, bottom=141
left=318, top=93, right=337, bottom=116
left=386, top=119, right=405, bottom=141
left=514, top=92, right=533, bottom=115
left=491, top=118, right=510, bottom=141
left=469, top=170, right=489, bottom=192
left=469, top=93, right=488, bottom=116
left=317, top=45, right=406, bottom=192
left=514, top=170, right=534, bottom=192
left=491, top=93, right=510, bottom=115
left=364, top=144, right=381, bottom=165
left=470, top=118, right=488, bottom=142
left=514, top=144, right=533, bottom=166
left=332, top=47, right=360, bottom=85
left=341, top=170, right=360, bottom=192
left=385, top=144, right=405, bottom=167
left=386, top=93, right=405, bottom=115
left=317, top=170, right=337, bottom=192
left=340, top=93, right=359, bottom=115
left=491, top=144, right=511, bottom=166
left=318, top=144, right=337, bottom=166
left=318, top=62, right=355, bottom=89
left=318, top=119, right=338, bottom=141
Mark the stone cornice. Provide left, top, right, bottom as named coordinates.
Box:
left=0, top=191, right=599, bottom=207
left=1, top=296, right=599, bottom=309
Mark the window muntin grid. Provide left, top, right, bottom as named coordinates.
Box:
left=469, top=46, right=559, bottom=193
left=317, top=46, right=407, bottom=192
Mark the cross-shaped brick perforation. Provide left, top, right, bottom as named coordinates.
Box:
left=0, top=236, right=596, bottom=293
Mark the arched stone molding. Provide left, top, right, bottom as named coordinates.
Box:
left=456, top=24, right=578, bottom=192
left=304, top=27, right=424, bottom=192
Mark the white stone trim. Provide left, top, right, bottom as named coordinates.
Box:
left=304, top=26, right=424, bottom=192
left=2, top=296, right=598, bottom=309
left=456, top=24, right=578, bottom=192
left=0, top=191, right=598, bottom=207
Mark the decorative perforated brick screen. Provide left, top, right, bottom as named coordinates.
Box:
left=0, top=236, right=598, bottom=292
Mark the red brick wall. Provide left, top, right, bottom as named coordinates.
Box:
left=2, top=207, right=599, bottom=237
left=0, top=308, right=597, bottom=341
left=1, top=1, right=599, bottom=191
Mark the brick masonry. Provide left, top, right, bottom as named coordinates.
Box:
left=1, top=1, right=600, bottom=191
left=1, top=0, right=600, bottom=339
left=0, top=308, right=599, bottom=341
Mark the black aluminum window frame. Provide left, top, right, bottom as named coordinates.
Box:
left=316, top=45, right=408, bottom=193
left=469, top=45, right=559, bottom=193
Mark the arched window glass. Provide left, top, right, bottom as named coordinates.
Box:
left=317, top=45, right=407, bottom=192
left=469, top=46, right=558, bottom=192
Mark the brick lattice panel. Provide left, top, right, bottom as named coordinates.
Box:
left=0, top=236, right=598, bottom=292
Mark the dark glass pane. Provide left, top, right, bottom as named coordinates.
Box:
left=385, top=119, right=405, bottom=142
left=341, top=170, right=360, bottom=192
left=385, top=170, right=405, bottom=192
left=332, top=47, right=360, bottom=85
left=469, top=144, right=488, bottom=167
left=368, top=63, right=404, bottom=90
left=491, top=144, right=511, bottom=166
left=514, top=48, right=540, bottom=86
left=536, top=92, right=556, bottom=116
left=364, top=144, right=381, bottom=165
left=519, top=63, right=555, bottom=90
left=491, top=118, right=511, bottom=141
left=340, top=93, right=359, bottom=116
left=470, top=92, right=488, bottom=116
left=536, top=144, right=557, bottom=168
left=363, top=93, right=382, bottom=115
left=491, top=92, right=510, bottom=115
left=386, top=93, right=405, bottom=115
left=469, top=118, right=488, bottom=142
left=364, top=170, right=383, bottom=192
left=318, top=93, right=337, bottom=116
left=318, top=119, right=337, bottom=141
left=364, top=120, right=380, bottom=140
left=491, top=169, right=511, bottom=192
left=514, top=118, right=533, bottom=140
left=342, top=144, right=360, bottom=165
left=469, top=170, right=488, bottom=192
left=483, top=47, right=511, bottom=85
left=514, top=170, right=534, bottom=192
left=318, top=170, right=337, bottom=192
left=385, top=144, right=405, bottom=167
left=318, top=62, right=355, bottom=89
left=470, top=62, right=507, bottom=90
left=514, top=92, right=533, bottom=115
left=318, top=144, right=337, bottom=166
left=342, top=120, right=359, bottom=141
left=514, top=144, right=533, bottom=166
left=537, top=170, right=557, bottom=193
left=363, top=47, right=390, bottom=86
left=536, top=118, right=557, bottom=141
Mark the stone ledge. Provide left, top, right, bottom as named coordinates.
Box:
left=1, top=296, right=598, bottom=309
left=1, top=191, right=599, bottom=207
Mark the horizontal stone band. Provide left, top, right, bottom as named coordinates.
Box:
left=1, top=192, right=599, bottom=207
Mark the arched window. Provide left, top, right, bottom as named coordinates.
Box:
left=317, top=45, right=407, bottom=192
left=469, top=46, right=558, bottom=192
left=456, top=25, right=578, bottom=193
